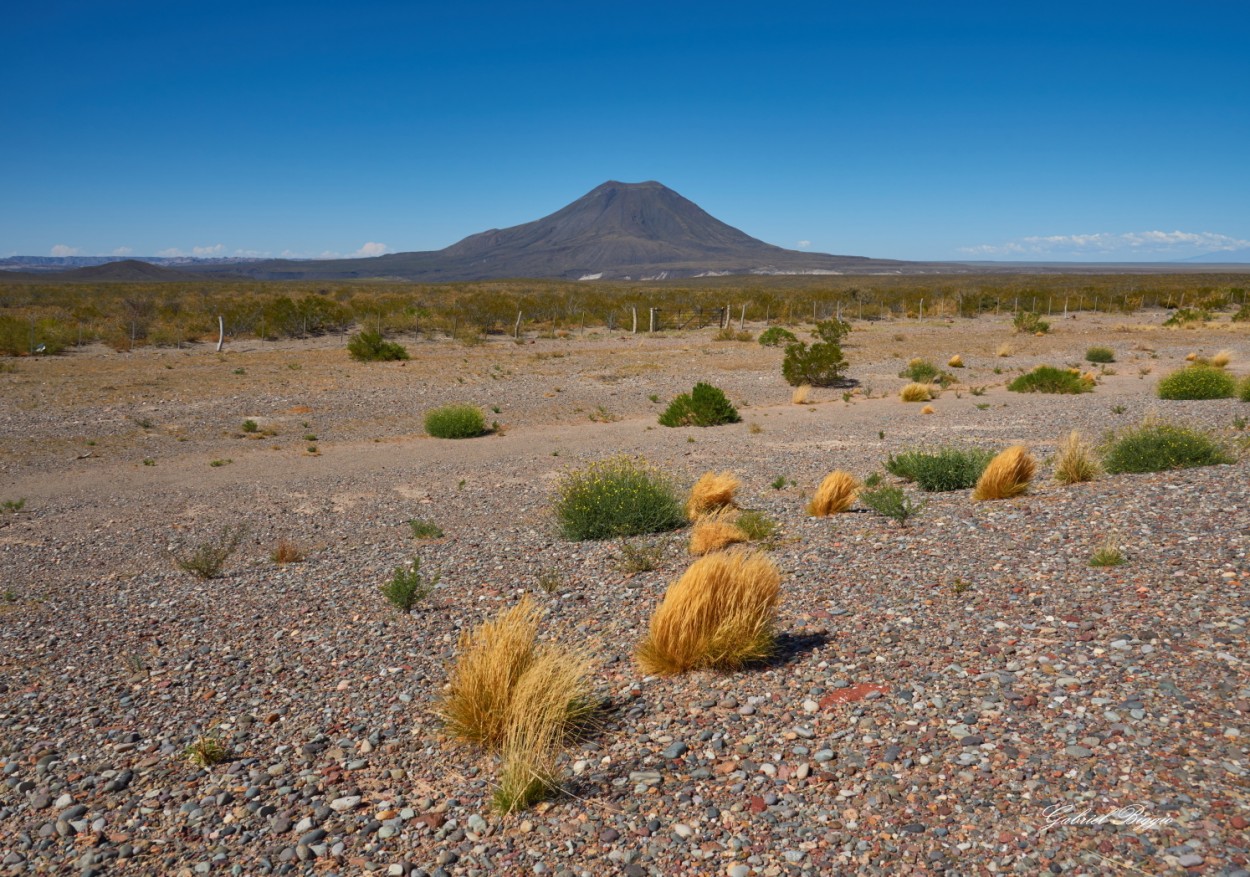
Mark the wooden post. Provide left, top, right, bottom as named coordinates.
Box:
left=514, top=310, right=522, bottom=339
left=631, top=307, right=637, bottom=334
left=216, top=316, right=225, bottom=352
left=739, top=303, right=746, bottom=331
left=649, top=308, right=658, bottom=333
left=919, top=299, right=924, bottom=321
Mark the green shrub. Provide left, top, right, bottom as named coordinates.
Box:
left=885, top=447, right=994, bottom=492
left=1008, top=366, right=1093, bottom=394
left=553, top=456, right=685, bottom=540
left=348, top=329, right=409, bottom=361
left=658, top=382, right=741, bottom=427
left=1102, top=422, right=1234, bottom=473
left=1013, top=312, right=1050, bottom=334
left=898, top=358, right=943, bottom=384
left=735, top=510, right=778, bottom=542
left=381, top=557, right=438, bottom=611
left=1162, top=307, right=1211, bottom=327
left=782, top=319, right=850, bottom=387
left=859, top=484, right=925, bottom=526
left=241, top=419, right=259, bottom=433
left=758, top=326, right=798, bottom=347
left=425, top=404, right=487, bottom=438
left=1156, top=365, right=1236, bottom=400
left=1085, top=346, right=1115, bottom=363
left=1240, top=375, right=1250, bottom=403
left=176, top=526, right=246, bottom=579
left=1233, top=303, right=1250, bottom=322
left=409, top=519, right=444, bottom=539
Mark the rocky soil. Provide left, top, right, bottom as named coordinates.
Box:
left=0, top=310, right=1247, bottom=876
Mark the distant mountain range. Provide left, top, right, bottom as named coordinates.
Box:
left=3, top=182, right=1248, bottom=281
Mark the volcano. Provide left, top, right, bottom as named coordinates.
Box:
left=180, top=181, right=925, bottom=281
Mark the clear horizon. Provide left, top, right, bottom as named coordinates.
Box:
left=4, top=1, right=1247, bottom=263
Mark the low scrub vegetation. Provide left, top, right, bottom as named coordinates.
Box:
left=1240, top=375, right=1250, bottom=403
left=1053, top=431, right=1100, bottom=484
left=1012, top=312, right=1050, bottom=334
left=409, top=518, right=444, bottom=539
left=807, top=471, right=859, bottom=516
left=1156, top=365, right=1236, bottom=400
left=885, top=447, right=994, bottom=492
left=659, top=382, right=741, bottom=427
left=757, top=326, right=797, bottom=347
left=176, top=526, right=246, bottom=579
left=689, top=514, right=749, bottom=555
left=380, top=558, right=438, bottom=611
left=1008, top=365, right=1093, bottom=394
left=1089, top=537, right=1126, bottom=567
left=734, top=510, right=777, bottom=542
left=782, top=319, right=850, bottom=387
left=947, top=354, right=964, bottom=368
left=270, top=539, right=304, bottom=564
left=347, top=329, right=409, bottom=361
left=973, top=445, right=1036, bottom=501
left=686, top=471, right=740, bottom=520
left=424, top=404, right=487, bottom=438
left=1085, top=346, right=1115, bottom=363
left=900, top=382, right=937, bottom=402
left=636, top=549, right=780, bottom=675
left=1102, top=421, right=1234, bottom=473
left=859, top=484, right=925, bottom=526
left=554, top=456, right=684, bottom=540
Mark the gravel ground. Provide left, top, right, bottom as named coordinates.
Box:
left=0, top=311, right=1247, bottom=876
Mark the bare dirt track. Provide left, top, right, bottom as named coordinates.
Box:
left=1, top=310, right=1247, bottom=876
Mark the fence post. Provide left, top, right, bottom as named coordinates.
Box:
left=514, top=311, right=522, bottom=339
left=216, top=316, right=225, bottom=352
left=739, top=303, right=746, bottom=331
left=631, top=307, right=637, bottom=334
left=649, top=307, right=657, bottom=333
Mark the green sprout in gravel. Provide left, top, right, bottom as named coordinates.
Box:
left=185, top=735, right=227, bottom=768
left=1089, top=538, right=1126, bottom=567
left=380, top=558, right=438, bottom=611
left=859, top=484, right=926, bottom=527
left=409, top=519, right=444, bottom=539
left=735, top=510, right=778, bottom=543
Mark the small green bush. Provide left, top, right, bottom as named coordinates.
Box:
left=409, top=519, right=444, bottom=539
left=885, top=447, right=994, bottom=492
left=381, top=558, right=438, bottom=611
left=782, top=320, right=850, bottom=387
left=1232, top=303, right=1250, bottom=322
left=348, top=329, right=409, bottom=362
left=1240, top=375, right=1250, bottom=402
left=1162, top=307, right=1211, bottom=327
left=1102, top=422, right=1234, bottom=474
left=425, top=404, right=487, bottom=438
left=1013, top=312, right=1050, bottom=334
left=176, top=526, right=246, bottom=579
left=735, top=510, right=777, bottom=542
left=659, top=382, right=741, bottom=427
left=859, top=484, right=925, bottom=526
left=899, top=359, right=943, bottom=384
left=1085, top=346, right=1115, bottom=364
left=241, top=419, right=259, bottom=433
left=1007, top=366, right=1092, bottom=394
left=758, top=327, right=798, bottom=347
left=554, top=456, right=685, bottom=541
left=1156, top=365, right=1236, bottom=400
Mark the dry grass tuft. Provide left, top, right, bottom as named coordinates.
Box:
left=920, top=404, right=935, bottom=415
left=686, top=471, right=741, bottom=520
left=997, top=343, right=1014, bottom=357
left=442, top=598, right=542, bottom=749
left=973, top=445, right=1037, bottom=501
left=1081, top=371, right=1098, bottom=383
left=1211, top=349, right=1232, bottom=368
left=947, top=354, right=964, bottom=368
left=689, top=514, right=749, bottom=555
left=636, top=549, right=781, bottom=675
left=791, top=384, right=812, bottom=405
left=1053, top=430, right=1100, bottom=484
left=1185, top=351, right=1197, bottom=362
left=807, top=470, right=859, bottom=516
left=270, top=538, right=304, bottom=564
left=900, top=382, right=936, bottom=402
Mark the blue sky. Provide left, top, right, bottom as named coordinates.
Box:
left=3, top=1, right=1247, bottom=262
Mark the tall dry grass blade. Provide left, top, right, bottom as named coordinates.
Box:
left=1211, top=349, right=1232, bottom=368
left=807, top=471, right=859, bottom=516
left=636, top=548, right=781, bottom=675
left=791, top=384, right=812, bottom=405
left=689, top=514, right=749, bottom=555
left=1053, top=430, right=1100, bottom=484
left=686, top=471, right=741, bottom=520
left=973, top=445, right=1037, bottom=500
left=441, top=596, right=541, bottom=749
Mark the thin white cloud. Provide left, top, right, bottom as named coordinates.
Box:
left=192, top=244, right=225, bottom=257
left=157, top=247, right=185, bottom=257
left=354, top=241, right=388, bottom=257
left=961, top=230, right=1250, bottom=257
left=51, top=244, right=80, bottom=257
left=796, top=240, right=812, bottom=249
left=112, top=246, right=133, bottom=256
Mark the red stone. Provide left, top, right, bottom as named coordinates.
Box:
left=819, top=684, right=889, bottom=708
left=417, top=812, right=446, bottom=830
left=1231, top=816, right=1248, bottom=830
left=748, top=796, right=767, bottom=813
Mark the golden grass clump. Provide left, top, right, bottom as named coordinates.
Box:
left=441, top=597, right=542, bottom=749
left=973, top=445, right=1037, bottom=501
left=997, top=343, right=1014, bottom=357
left=1081, top=371, right=1098, bottom=384
left=1053, top=430, right=1100, bottom=485
left=807, top=470, right=859, bottom=516
left=686, top=470, right=741, bottom=520
left=900, top=382, right=936, bottom=402
left=948, top=354, right=964, bottom=368
left=689, top=514, right=749, bottom=555
left=1211, top=349, right=1232, bottom=368
left=791, top=384, right=812, bottom=405
left=1185, top=352, right=1197, bottom=362
left=636, top=548, right=781, bottom=675
left=920, top=404, right=935, bottom=415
